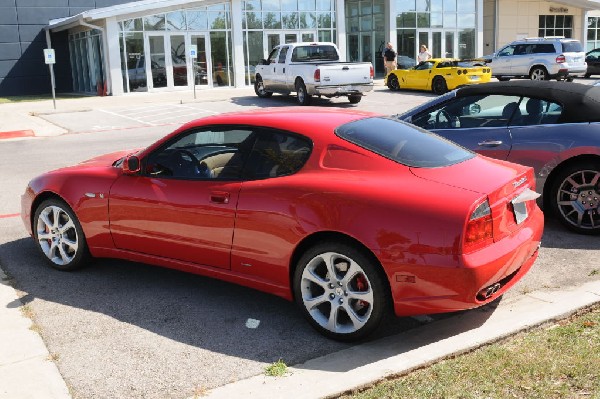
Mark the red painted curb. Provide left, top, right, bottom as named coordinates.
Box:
left=0, top=130, right=35, bottom=139
left=0, top=213, right=20, bottom=219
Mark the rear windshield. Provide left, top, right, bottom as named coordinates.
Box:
left=291, top=45, right=339, bottom=62
left=336, top=117, right=474, bottom=168
left=562, top=41, right=583, bottom=52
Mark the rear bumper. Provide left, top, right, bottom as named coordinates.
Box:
left=309, top=83, right=374, bottom=96
left=387, top=206, right=544, bottom=317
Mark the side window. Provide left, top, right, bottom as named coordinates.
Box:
left=145, top=128, right=256, bottom=180
left=416, top=61, right=434, bottom=70
left=498, top=45, right=515, bottom=56
left=411, top=94, right=522, bottom=130
left=513, top=97, right=563, bottom=126
left=534, top=44, right=556, bottom=54
left=513, top=44, right=528, bottom=55
left=243, top=130, right=312, bottom=179
left=278, top=46, right=289, bottom=63
left=266, top=48, right=279, bottom=64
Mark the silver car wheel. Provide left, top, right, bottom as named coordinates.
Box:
left=530, top=67, right=547, bottom=80
left=300, top=252, right=374, bottom=335
left=36, top=205, right=79, bottom=266
left=556, top=169, right=600, bottom=231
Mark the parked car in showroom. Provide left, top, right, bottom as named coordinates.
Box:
left=398, top=80, right=600, bottom=234
left=385, top=58, right=492, bottom=94
left=584, top=48, right=600, bottom=78
left=487, top=37, right=586, bottom=81
left=21, top=108, right=543, bottom=341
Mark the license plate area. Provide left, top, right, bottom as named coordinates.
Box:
left=512, top=199, right=528, bottom=224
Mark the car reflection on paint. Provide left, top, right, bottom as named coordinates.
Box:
left=21, top=108, right=543, bottom=341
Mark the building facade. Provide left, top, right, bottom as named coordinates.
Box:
left=0, top=0, right=599, bottom=97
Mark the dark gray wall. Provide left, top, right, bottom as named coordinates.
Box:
left=0, top=0, right=131, bottom=96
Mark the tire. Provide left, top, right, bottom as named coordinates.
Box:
left=550, top=161, right=600, bottom=235
left=565, top=76, right=574, bottom=82
left=431, top=76, right=448, bottom=95
left=387, top=74, right=400, bottom=91
left=529, top=67, right=548, bottom=81
left=584, top=73, right=591, bottom=79
left=348, top=95, right=362, bottom=104
left=293, top=241, right=389, bottom=341
left=254, top=76, right=273, bottom=98
left=296, top=80, right=311, bottom=106
left=33, top=199, right=90, bottom=270
left=496, top=76, right=511, bottom=82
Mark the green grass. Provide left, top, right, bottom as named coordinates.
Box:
left=0, top=94, right=88, bottom=104
left=340, top=305, right=600, bottom=399
left=264, top=359, right=288, bottom=377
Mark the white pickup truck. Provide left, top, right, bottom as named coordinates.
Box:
left=254, top=42, right=374, bottom=105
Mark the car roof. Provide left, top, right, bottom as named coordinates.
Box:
left=455, top=81, right=600, bottom=123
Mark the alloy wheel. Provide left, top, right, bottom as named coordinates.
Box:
left=555, top=169, right=600, bottom=232
left=36, top=205, right=79, bottom=266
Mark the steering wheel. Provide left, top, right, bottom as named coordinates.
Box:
left=168, top=149, right=199, bottom=176
left=435, top=109, right=452, bottom=129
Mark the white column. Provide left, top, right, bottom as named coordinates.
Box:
left=477, top=0, right=484, bottom=57
left=388, top=0, right=397, bottom=49
left=336, top=0, right=346, bottom=61
left=105, top=17, right=123, bottom=96
left=230, top=0, right=246, bottom=87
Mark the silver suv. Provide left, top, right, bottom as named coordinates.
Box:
left=489, top=37, right=586, bottom=81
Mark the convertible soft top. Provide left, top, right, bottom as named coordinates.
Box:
left=456, top=81, right=600, bottom=123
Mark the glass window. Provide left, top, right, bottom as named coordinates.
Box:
left=539, top=15, right=574, bottom=38
left=244, top=131, right=312, bottom=179
left=264, top=12, right=282, bottom=28
left=360, top=15, right=372, bottom=30
left=458, top=13, right=475, bottom=28
left=278, top=46, right=289, bottom=63
left=318, top=12, right=332, bottom=28
left=398, top=12, right=416, bottom=28
left=166, top=11, right=186, bottom=30
left=318, top=30, right=332, bottom=42
left=124, top=32, right=147, bottom=93
left=282, top=0, right=297, bottom=11
left=245, top=31, right=263, bottom=84
left=120, top=18, right=143, bottom=32
left=144, top=14, right=165, bottom=31
left=458, top=29, right=475, bottom=58
left=244, top=11, right=263, bottom=29
left=187, top=10, right=208, bottom=30
left=417, top=12, right=429, bottom=28
left=395, top=0, right=416, bottom=12
left=457, top=0, right=475, bottom=13
left=263, top=0, right=281, bottom=11
left=299, top=0, right=316, bottom=11
left=145, top=128, right=256, bottom=180
left=336, top=117, right=474, bottom=168
left=245, top=0, right=261, bottom=11
left=517, top=97, right=563, bottom=126
left=209, top=10, right=228, bottom=29
left=443, top=0, right=456, bottom=12
left=282, top=12, right=300, bottom=28
left=301, top=12, right=317, bottom=28
left=317, top=0, right=332, bottom=11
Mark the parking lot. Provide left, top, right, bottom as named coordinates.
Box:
left=1, top=81, right=599, bottom=398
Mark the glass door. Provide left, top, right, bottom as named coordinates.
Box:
left=145, top=34, right=167, bottom=89
left=170, top=34, right=187, bottom=87
left=265, top=32, right=281, bottom=55
left=190, top=33, right=211, bottom=87
left=444, top=31, right=456, bottom=58
left=264, top=31, right=317, bottom=55
left=417, top=30, right=444, bottom=59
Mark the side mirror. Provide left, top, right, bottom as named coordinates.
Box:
left=259, top=58, right=268, bottom=65
left=123, top=155, right=141, bottom=175
left=470, top=103, right=482, bottom=114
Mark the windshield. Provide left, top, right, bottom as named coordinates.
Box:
left=291, top=45, right=339, bottom=62
left=336, top=117, right=474, bottom=168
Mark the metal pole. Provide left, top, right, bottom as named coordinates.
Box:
left=193, top=62, right=197, bottom=100
left=49, top=63, right=56, bottom=110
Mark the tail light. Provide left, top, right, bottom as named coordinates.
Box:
left=314, top=69, right=321, bottom=82
left=370, top=64, right=374, bottom=79
left=463, top=199, right=494, bottom=253
left=556, top=54, right=566, bottom=63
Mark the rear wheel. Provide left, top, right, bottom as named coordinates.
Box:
left=348, top=95, right=362, bottom=104
left=293, top=242, right=389, bottom=341
left=254, top=76, right=273, bottom=98
left=33, top=199, right=90, bottom=270
left=387, top=75, right=400, bottom=91
left=296, top=80, right=311, bottom=106
left=431, top=76, right=448, bottom=95
left=529, top=67, right=548, bottom=81
left=550, top=161, right=600, bottom=235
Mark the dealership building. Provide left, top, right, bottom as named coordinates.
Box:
left=1, top=0, right=599, bottom=96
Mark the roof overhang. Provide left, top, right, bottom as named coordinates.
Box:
left=47, top=0, right=212, bottom=32
left=547, top=0, right=600, bottom=11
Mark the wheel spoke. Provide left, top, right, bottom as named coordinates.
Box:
left=326, top=305, right=339, bottom=332
left=62, top=237, right=78, bottom=253
left=57, top=244, right=71, bottom=264
left=303, top=294, right=328, bottom=311
left=342, top=303, right=368, bottom=330
left=566, top=176, right=581, bottom=189
left=39, top=212, right=53, bottom=231
left=303, top=268, right=328, bottom=289
left=59, top=218, right=75, bottom=234
left=558, top=200, right=575, bottom=206
left=577, top=211, right=584, bottom=227
left=340, top=261, right=361, bottom=286
left=52, top=207, right=61, bottom=229
left=347, top=289, right=374, bottom=304
left=323, top=253, right=339, bottom=282
left=37, top=231, right=53, bottom=241
left=47, top=241, right=58, bottom=259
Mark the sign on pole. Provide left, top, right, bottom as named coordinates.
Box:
left=190, top=45, right=198, bottom=99
left=44, top=49, right=57, bottom=109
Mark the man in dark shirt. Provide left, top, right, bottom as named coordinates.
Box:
left=384, top=42, right=397, bottom=76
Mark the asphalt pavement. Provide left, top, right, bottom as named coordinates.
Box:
left=1, top=80, right=599, bottom=399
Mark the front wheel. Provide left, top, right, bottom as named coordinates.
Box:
left=387, top=75, right=400, bottom=91
left=293, top=242, right=389, bottom=341
left=296, top=80, right=311, bottom=105
left=550, top=161, right=600, bottom=235
left=431, top=76, right=448, bottom=95
left=530, top=67, right=548, bottom=81
left=254, top=76, right=273, bottom=98
left=33, top=199, right=90, bottom=270
left=348, top=95, right=362, bottom=104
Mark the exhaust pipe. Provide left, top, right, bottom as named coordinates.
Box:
left=477, top=283, right=502, bottom=300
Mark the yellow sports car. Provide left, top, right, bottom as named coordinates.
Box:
left=385, top=59, right=492, bottom=95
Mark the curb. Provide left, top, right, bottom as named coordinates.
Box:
left=202, top=281, right=600, bottom=399
left=0, top=130, right=35, bottom=140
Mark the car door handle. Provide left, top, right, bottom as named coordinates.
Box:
left=210, top=191, right=230, bottom=204
left=478, top=140, right=503, bottom=147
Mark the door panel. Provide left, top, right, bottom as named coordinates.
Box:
left=147, top=35, right=167, bottom=89
left=109, top=177, right=241, bottom=269
left=191, top=34, right=210, bottom=87
left=170, top=34, right=187, bottom=87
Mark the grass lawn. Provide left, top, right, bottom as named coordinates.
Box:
left=340, top=305, right=600, bottom=399
left=0, top=94, right=87, bottom=104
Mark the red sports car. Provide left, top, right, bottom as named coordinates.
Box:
left=21, top=108, right=543, bottom=341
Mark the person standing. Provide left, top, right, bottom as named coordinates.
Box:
left=418, top=44, right=432, bottom=63
left=383, top=42, right=397, bottom=76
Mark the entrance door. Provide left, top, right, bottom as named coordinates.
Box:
left=190, top=33, right=211, bottom=87
left=170, top=34, right=188, bottom=87
left=146, top=34, right=168, bottom=89
left=417, top=31, right=444, bottom=59
left=263, top=31, right=317, bottom=54
left=347, top=33, right=374, bottom=64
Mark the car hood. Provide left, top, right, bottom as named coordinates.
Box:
left=78, top=149, right=142, bottom=168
